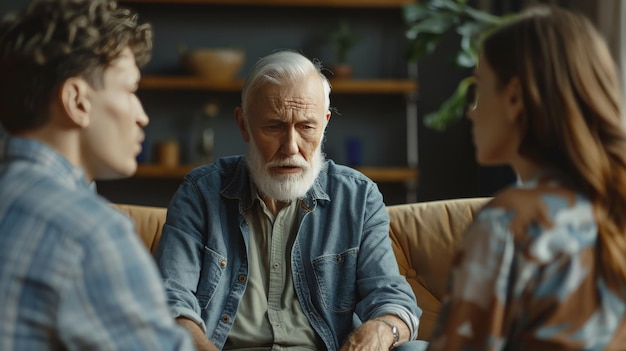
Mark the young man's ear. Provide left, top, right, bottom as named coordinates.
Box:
left=60, top=77, right=91, bottom=128
left=235, top=106, right=250, bottom=142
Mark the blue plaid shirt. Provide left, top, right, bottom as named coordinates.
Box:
left=0, top=137, right=194, bottom=351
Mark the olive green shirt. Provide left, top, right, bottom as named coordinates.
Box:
left=224, top=184, right=324, bottom=350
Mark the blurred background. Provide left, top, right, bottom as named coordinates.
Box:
left=0, top=0, right=623, bottom=207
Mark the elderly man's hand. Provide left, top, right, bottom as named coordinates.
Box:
left=339, top=319, right=395, bottom=351
left=340, top=315, right=411, bottom=351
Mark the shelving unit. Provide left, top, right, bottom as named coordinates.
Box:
left=136, top=164, right=418, bottom=182
left=119, top=0, right=420, bottom=202
left=139, top=76, right=417, bottom=94
left=136, top=75, right=419, bottom=183
left=121, top=0, right=413, bottom=8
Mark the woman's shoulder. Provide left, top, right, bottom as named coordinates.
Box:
left=473, top=190, right=596, bottom=263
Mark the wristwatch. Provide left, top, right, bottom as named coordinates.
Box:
left=375, top=318, right=400, bottom=349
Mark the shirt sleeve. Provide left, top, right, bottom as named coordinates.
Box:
left=428, top=208, right=515, bottom=351
left=57, top=215, right=195, bottom=351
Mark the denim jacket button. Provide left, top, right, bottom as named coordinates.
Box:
left=238, top=274, right=246, bottom=282
left=221, top=315, right=230, bottom=323
left=220, top=259, right=227, bottom=268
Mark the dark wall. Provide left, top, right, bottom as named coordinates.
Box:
left=111, top=3, right=412, bottom=206
left=414, top=32, right=516, bottom=202
left=413, top=0, right=600, bottom=201
left=0, top=1, right=414, bottom=207
left=0, top=0, right=599, bottom=206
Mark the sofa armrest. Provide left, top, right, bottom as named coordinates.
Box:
left=112, top=203, right=167, bottom=255
left=387, top=197, right=490, bottom=340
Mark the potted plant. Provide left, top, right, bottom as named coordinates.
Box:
left=403, top=0, right=509, bottom=131
left=328, top=20, right=360, bottom=79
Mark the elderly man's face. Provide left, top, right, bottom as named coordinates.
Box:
left=236, top=72, right=331, bottom=201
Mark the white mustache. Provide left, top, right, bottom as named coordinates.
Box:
left=266, top=157, right=310, bottom=169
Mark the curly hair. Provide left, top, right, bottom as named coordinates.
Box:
left=0, top=0, right=152, bottom=133
left=482, top=5, right=626, bottom=292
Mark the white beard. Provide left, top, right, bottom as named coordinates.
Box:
left=246, top=137, right=325, bottom=202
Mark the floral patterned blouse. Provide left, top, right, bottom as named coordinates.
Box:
left=428, top=179, right=626, bottom=350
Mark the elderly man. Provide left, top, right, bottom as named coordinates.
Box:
left=156, top=50, right=422, bottom=351
left=0, top=0, right=194, bottom=349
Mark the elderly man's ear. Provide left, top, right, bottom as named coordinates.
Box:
left=59, top=77, right=91, bottom=128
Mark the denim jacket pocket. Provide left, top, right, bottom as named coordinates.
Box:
left=312, top=248, right=358, bottom=312
left=197, top=246, right=226, bottom=309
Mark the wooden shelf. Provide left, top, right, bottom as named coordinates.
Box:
left=140, top=76, right=244, bottom=92
left=135, top=164, right=197, bottom=178
left=135, top=164, right=418, bottom=182
left=355, top=167, right=418, bottom=183
left=139, top=76, right=417, bottom=95
left=120, top=0, right=413, bottom=8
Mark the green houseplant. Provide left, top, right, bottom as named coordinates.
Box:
left=403, top=0, right=509, bottom=131
left=328, top=20, right=360, bottom=79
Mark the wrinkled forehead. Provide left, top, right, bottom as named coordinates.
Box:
left=251, top=73, right=326, bottom=113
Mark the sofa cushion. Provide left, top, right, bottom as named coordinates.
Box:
left=386, top=197, right=489, bottom=340
left=113, top=197, right=490, bottom=342
left=113, top=204, right=167, bottom=255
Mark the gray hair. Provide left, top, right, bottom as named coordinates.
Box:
left=240, top=50, right=331, bottom=119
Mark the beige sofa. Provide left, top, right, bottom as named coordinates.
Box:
left=113, top=197, right=490, bottom=341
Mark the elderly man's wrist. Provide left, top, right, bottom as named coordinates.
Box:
left=374, top=318, right=400, bottom=349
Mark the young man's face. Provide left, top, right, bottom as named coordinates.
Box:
left=82, top=47, right=149, bottom=180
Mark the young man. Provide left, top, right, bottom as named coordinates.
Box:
left=0, top=1, right=194, bottom=350
left=156, top=50, right=425, bottom=351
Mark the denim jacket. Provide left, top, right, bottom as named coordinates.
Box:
left=155, top=156, right=421, bottom=350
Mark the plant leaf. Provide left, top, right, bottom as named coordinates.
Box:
left=402, top=0, right=506, bottom=130
left=402, top=4, right=430, bottom=23
left=456, top=21, right=488, bottom=37
left=423, top=76, right=475, bottom=131
left=405, top=33, right=442, bottom=61
left=429, top=0, right=464, bottom=13
left=455, top=35, right=477, bottom=67
left=405, top=14, right=456, bottom=38
left=456, top=50, right=475, bottom=68
left=464, top=7, right=503, bottom=24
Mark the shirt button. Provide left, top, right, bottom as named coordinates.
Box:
left=220, top=260, right=227, bottom=268
left=273, top=262, right=280, bottom=269
left=221, top=315, right=230, bottom=323
left=238, top=274, right=246, bottom=282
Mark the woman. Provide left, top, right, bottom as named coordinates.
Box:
left=428, top=5, right=626, bottom=350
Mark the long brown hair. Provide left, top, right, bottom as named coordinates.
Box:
left=482, top=5, right=626, bottom=291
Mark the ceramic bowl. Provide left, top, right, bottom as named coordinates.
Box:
left=181, top=48, right=245, bottom=82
